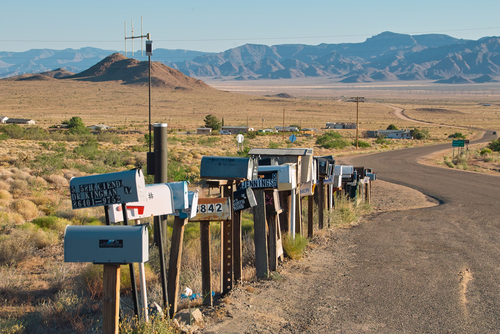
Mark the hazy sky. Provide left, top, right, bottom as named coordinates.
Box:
left=2, top=0, right=499, bottom=53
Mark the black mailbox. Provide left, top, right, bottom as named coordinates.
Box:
left=315, top=155, right=335, bottom=178
left=200, top=156, right=258, bottom=181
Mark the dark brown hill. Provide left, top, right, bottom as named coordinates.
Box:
left=70, top=53, right=211, bottom=90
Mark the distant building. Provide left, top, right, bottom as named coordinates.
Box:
left=0, top=117, right=8, bottom=124
left=274, top=126, right=299, bottom=132
left=4, top=118, right=36, bottom=125
left=325, top=122, right=356, bottom=129
left=197, top=127, right=212, bottom=135
left=368, top=129, right=412, bottom=139
left=221, top=126, right=250, bottom=134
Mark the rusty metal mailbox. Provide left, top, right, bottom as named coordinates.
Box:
left=200, top=156, right=258, bottom=180
left=190, top=197, right=232, bottom=222
left=64, top=225, right=148, bottom=264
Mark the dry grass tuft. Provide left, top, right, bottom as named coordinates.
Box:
left=0, top=189, right=13, bottom=207
left=43, top=174, right=69, bottom=189
left=10, top=199, right=39, bottom=221
left=9, top=179, right=29, bottom=198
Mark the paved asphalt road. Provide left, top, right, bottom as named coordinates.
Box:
left=328, top=131, right=500, bottom=333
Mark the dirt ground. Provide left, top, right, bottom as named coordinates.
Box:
left=198, top=180, right=438, bottom=333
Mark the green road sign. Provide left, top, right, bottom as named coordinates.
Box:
left=452, top=140, right=465, bottom=147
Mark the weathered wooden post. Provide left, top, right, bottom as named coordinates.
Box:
left=166, top=182, right=198, bottom=318
left=265, top=189, right=284, bottom=271
left=253, top=189, right=269, bottom=278
left=200, top=156, right=258, bottom=293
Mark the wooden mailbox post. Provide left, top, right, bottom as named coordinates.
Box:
left=190, top=197, right=232, bottom=306
left=200, top=156, right=258, bottom=295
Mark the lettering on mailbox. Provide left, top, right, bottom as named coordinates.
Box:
left=237, top=172, right=278, bottom=190
left=99, top=239, right=124, bottom=248
left=70, top=180, right=125, bottom=208
left=190, top=197, right=231, bottom=222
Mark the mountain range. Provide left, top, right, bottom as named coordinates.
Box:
left=1, top=32, right=500, bottom=83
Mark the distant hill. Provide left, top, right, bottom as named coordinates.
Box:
left=71, top=53, right=212, bottom=89
left=6, top=53, right=212, bottom=90
left=1, top=32, right=500, bottom=83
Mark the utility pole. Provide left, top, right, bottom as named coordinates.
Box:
left=282, top=107, right=285, bottom=140
left=351, top=97, right=364, bottom=149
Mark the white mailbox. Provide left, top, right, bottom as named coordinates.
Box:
left=258, top=163, right=297, bottom=191
left=107, top=183, right=175, bottom=223
left=70, top=169, right=146, bottom=209
left=64, top=225, right=148, bottom=264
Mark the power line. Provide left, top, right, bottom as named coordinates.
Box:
left=1, top=26, right=499, bottom=44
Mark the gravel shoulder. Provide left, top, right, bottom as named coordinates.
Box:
left=199, top=180, right=438, bottom=333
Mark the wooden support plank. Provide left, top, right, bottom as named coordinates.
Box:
left=221, top=185, right=233, bottom=295
left=308, top=195, right=314, bottom=238
left=278, top=192, right=290, bottom=233
left=200, top=221, right=212, bottom=307
left=365, top=181, right=371, bottom=204
left=253, top=189, right=269, bottom=278
left=103, top=264, right=120, bottom=334
left=268, top=214, right=278, bottom=271
left=295, top=188, right=302, bottom=235
left=276, top=215, right=284, bottom=261
left=318, top=179, right=324, bottom=229
left=233, top=210, right=242, bottom=283
left=168, top=216, right=186, bottom=318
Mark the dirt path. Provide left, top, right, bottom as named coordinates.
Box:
left=200, top=180, right=438, bottom=333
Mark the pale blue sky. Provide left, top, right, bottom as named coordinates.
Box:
left=2, top=0, right=499, bottom=53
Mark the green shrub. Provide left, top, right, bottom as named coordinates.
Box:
left=488, top=138, right=500, bottom=152
left=32, top=216, right=70, bottom=233
left=375, top=136, right=389, bottom=144
left=480, top=148, right=492, bottom=156
left=353, top=140, right=371, bottom=148
left=316, top=131, right=349, bottom=149
left=411, top=128, right=430, bottom=140
left=387, top=124, right=398, bottom=130
left=246, top=131, right=257, bottom=139
left=73, top=139, right=100, bottom=160
left=282, top=234, right=308, bottom=260
left=448, top=132, right=466, bottom=139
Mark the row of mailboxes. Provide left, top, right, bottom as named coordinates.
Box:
left=64, top=225, right=149, bottom=264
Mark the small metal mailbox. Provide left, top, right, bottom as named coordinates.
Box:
left=367, top=172, right=376, bottom=181
left=258, top=164, right=297, bottom=191
left=64, top=225, right=148, bottom=264
left=200, top=156, right=258, bottom=180
left=70, top=169, right=146, bottom=209
left=233, top=187, right=257, bottom=211
left=315, top=155, right=335, bottom=178
left=107, top=183, right=174, bottom=223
